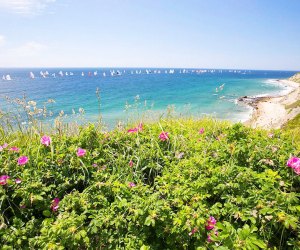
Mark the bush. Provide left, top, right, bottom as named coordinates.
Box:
left=0, top=118, right=299, bottom=249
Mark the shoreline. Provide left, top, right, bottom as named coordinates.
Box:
left=240, top=79, right=300, bottom=129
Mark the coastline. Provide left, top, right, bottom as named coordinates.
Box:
left=241, top=79, right=300, bottom=129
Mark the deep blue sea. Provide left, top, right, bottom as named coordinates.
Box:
left=0, top=68, right=297, bottom=127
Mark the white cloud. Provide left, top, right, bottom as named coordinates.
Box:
left=0, top=35, right=5, bottom=46
left=0, top=0, right=56, bottom=15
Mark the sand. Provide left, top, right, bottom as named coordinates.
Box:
left=241, top=79, right=300, bottom=129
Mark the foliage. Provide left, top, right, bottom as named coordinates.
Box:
left=0, top=118, right=300, bottom=249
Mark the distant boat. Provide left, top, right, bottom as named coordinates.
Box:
left=58, top=71, right=63, bottom=77
left=94, top=71, right=98, bottom=76
left=70, top=72, right=74, bottom=76
left=6, top=74, right=12, bottom=81
left=40, top=71, right=46, bottom=78
left=65, top=72, right=68, bottom=76
left=52, top=73, right=56, bottom=78
left=45, top=71, right=49, bottom=76
left=103, top=72, right=106, bottom=77
left=81, top=72, right=84, bottom=76
left=30, top=72, right=35, bottom=79
left=2, top=75, right=5, bottom=80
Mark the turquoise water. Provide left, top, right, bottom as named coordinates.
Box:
left=0, top=68, right=297, bottom=126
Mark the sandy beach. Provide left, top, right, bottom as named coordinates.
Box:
left=241, top=78, right=300, bottom=129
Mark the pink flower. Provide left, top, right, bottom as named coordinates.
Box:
left=41, top=135, right=51, bottom=146
left=128, top=182, right=136, bottom=188
left=127, top=127, right=138, bottom=133
left=0, top=146, right=3, bottom=152
left=50, top=198, right=60, bottom=212
left=18, top=156, right=29, bottom=165
left=294, top=165, right=300, bottom=175
left=207, top=234, right=212, bottom=242
left=20, top=204, right=26, bottom=209
left=268, top=133, right=274, bottom=138
left=2, top=143, right=8, bottom=148
left=199, top=128, right=205, bottom=134
left=10, top=146, right=20, bottom=152
left=0, top=175, right=10, bottom=185
left=188, top=227, right=198, bottom=236
left=92, top=163, right=98, bottom=167
left=15, top=178, right=22, bottom=184
left=205, top=216, right=217, bottom=230
left=129, top=160, right=134, bottom=167
left=127, top=123, right=143, bottom=133
left=287, top=157, right=300, bottom=169
left=159, top=131, right=169, bottom=141
left=76, top=148, right=86, bottom=157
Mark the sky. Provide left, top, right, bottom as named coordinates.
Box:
left=0, top=0, right=299, bottom=70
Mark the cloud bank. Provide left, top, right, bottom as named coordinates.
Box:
left=0, top=0, right=56, bottom=15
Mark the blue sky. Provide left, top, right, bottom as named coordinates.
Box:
left=0, top=0, right=299, bottom=70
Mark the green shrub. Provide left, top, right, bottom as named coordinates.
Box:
left=0, top=118, right=299, bottom=249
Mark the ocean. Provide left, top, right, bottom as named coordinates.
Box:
left=0, top=68, right=297, bottom=127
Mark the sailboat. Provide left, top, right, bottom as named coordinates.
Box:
left=2, top=75, right=6, bottom=80
left=65, top=72, right=69, bottom=76
left=6, top=75, right=12, bottom=81
left=103, top=72, right=106, bottom=77
left=81, top=72, right=84, bottom=76
left=94, top=71, right=98, bottom=76
left=30, top=72, right=35, bottom=79
left=58, top=71, right=63, bottom=77
left=69, top=72, right=74, bottom=76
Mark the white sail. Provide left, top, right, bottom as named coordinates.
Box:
left=81, top=72, right=84, bottom=76
left=2, top=75, right=6, bottom=80
left=6, top=75, right=12, bottom=80
left=30, top=72, right=35, bottom=79
left=94, top=71, right=98, bottom=76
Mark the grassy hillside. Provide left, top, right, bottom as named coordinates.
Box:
left=0, top=118, right=300, bottom=249
left=289, top=72, right=300, bottom=83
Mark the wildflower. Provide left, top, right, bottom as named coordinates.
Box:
left=76, top=148, right=86, bottom=157
left=15, top=178, right=22, bottom=184
left=287, top=157, right=300, bottom=169
left=18, top=156, right=29, bottom=165
left=127, top=127, right=138, bottom=133
left=199, top=128, right=205, bottom=134
left=159, top=131, right=169, bottom=141
left=0, top=175, right=10, bottom=185
left=129, top=160, right=134, bottom=167
left=41, top=135, right=51, bottom=146
left=20, top=204, right=26, bottom=209
left=268, top=133, right=274, bottom=138
left=188, top=227, right=198, bottom=236
left=205, top=216, right=217, bottom=230
left=2, top=143, right=8, bottom=148
left=294, top=165, right=300, bottom=175
left=207, top=230, right=218, bottom=242
left=50, top=198, right=60, bottom=212
left=0, top=146, right=3, bottom=152
left=92, top=163, right=98, bottom=167
left=128, top=182, right=136, bottom=188
left=10, top=146, right=20, bottom=152
left=127, top=123, right=143, bottom=133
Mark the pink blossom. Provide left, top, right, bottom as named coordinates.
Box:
left=76, top=148, right=86, bottom=157
left=20, top=204, right=26, bottom=209
left=199, top=128, right=205, bottom=134
left=128, top=182, right=136, bottom=188
left=287, top=157, right=300, bottom=169
left=188, top=227, right=198, bottom=236
left=18, top=156, right=29, bottom=165
left=127, top=123, right=143, bottom=133
left=207, top=234, right=212, bottom=242
left=0, top=175, right=10, bottom=185
left=41, top=135, right=51, bottom=146
left=0, top=146, right=3, bottom=152
left=10, top=146, right=20, bottom=152
left=129, top=160, right=134, bottom=167
left=50, top=198, right=60, bottom=212
left=127, top=127, right=138, bottom=133
left=2, top=143, right=8, bottom=148
left=159, top=131, right=169, bottom=141
left=294, top=165, right=300, bottom=175
left=15, top=178, right=22, bottom=184
left=92, top=163, right=98, bottom=167
left=205, top=216, right=217, bottom=230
